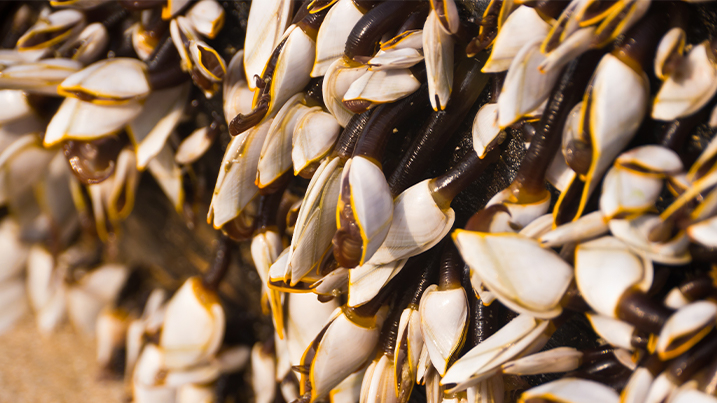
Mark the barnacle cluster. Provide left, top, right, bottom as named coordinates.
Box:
left=2, top=0, right=717, bottom=402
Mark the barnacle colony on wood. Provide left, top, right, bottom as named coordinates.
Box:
left=4, top=0, right=717, bottom=402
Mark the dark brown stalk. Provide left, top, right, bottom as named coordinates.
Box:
left=616, top=289, right=675, bottom=335
left=296, top=5, right=330, bottom=39
left=352, top=84, right=430, bottom=163
left=353, top=0, right=382, bottom=13
left=387, top=55, right=490, bottom=196
left=291, top=0, right=314, bottom=25
left=438, top=242, right=463, bottom=290
left=580, top=347, right=615, bottom=365
left=229, top=37, right=288, bottom=136
left=678, top=275, right=717, bottom=302
left=667, top=331, right=717, bottom=383
left=202, top=235, right=234, bottom=290
left=560, top=284, right=592, bottom=313
left=466, top=0, right=501, bottom=57
left=118, top=0, right=162, bottom=11
left=612, top=3, right=686, bottom=71
left=429, top=148, right=499, bottom=209
left=345, top=0, right=422, bottom=63
left=631, top=330, right=650, bottom=350
left=565, top=352, right=632, bottom=390
left=640, top=352, right=671, bottom=377
left=523, top=0, right=569, bottom=20
left=106, top=15, right=137, bottom=58
left=395, top=6, right=430, bottom=34
left=408, top=250, right=440, bottom=307
left=379, top=289, right=410, bottom=356
left=147, top=33, right=189, bottom=90
left=512, top=50, right=603, bottom=205
left=304, top=77, right=325, bottom=108
left=331, top=110, right=373, bottom=162
left=145, top=32, right=175, bottom=71
left=659, top=97, right=717, bottom=167
left=470, top=297, right=502, bottom=347
left=95, top=3, right=131, bottom=30
left=255, top=190, right=285, bottom=234
left=489, top=72, right=506, bottom=103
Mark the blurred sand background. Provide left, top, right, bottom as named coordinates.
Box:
left=0, top=317, right=125, bottom=403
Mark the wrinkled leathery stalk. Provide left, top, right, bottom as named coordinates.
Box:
left=4, top=1, right=717, bottom=403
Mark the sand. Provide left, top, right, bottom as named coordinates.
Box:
left=0, top=317, right=125, bottom=403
